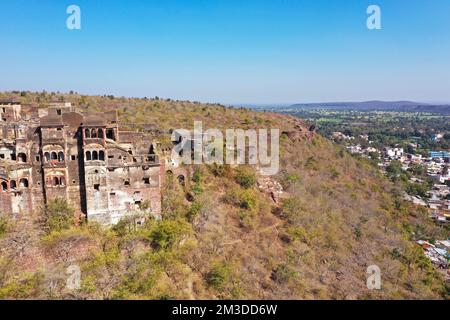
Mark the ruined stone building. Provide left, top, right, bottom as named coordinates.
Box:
left=0, top=101, right=162, bottom=225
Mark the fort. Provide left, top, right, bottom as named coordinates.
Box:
left=0, top=100, right=163, bottom=225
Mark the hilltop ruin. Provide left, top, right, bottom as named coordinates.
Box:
left=0, top=101, right=163, bottom=225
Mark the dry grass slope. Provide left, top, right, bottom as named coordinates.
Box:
left=0, top=91, right=448, bottom=299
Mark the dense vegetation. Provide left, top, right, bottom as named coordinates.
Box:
left=0, top=91, right=448, bottom=299
left=277, top=109, right=450, bottom=155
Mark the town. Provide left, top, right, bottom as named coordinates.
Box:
left=332, top=131, right=450, bottom=277
left=267, top=106, right=450, bottom=281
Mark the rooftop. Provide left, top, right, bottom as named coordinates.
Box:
left=82, top=115, right=107, bottom=127
left=40, top=115, right=64, bottom=127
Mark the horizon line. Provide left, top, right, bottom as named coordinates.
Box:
left=2, top=89, right=450, bottom=107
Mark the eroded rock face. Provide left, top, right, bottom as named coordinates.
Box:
left=282, top=131, right=302, bottom=142
left=281, top=119, right=316, bottom=142
left=257, top=176, right=284, bottom=203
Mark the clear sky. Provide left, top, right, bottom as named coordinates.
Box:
left=1, top=0, right=449, bottom=104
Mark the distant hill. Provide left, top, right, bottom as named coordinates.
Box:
left=290, top=101, right=450, bottom=114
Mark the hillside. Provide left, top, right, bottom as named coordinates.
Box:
left=0, top=91, right=448, bottom=300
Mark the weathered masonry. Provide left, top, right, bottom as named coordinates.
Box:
left=0, top=101, right=162, bottom=225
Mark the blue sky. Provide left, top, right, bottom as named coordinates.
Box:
left=0, top=0, right=449, bottom=104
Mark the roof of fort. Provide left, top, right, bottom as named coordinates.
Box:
left=62, top=112, right=84, bottom=129
left=82, top=115, right=107, bottom=127
left=40, top=115, right=64, bottom=127
left=0, top=99, right=20, bottom=105
left=118, top=131, right=145, bottom=143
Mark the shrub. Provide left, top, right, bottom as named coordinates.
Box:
left=406, top=182, right=429, bottom=198
left=234, top=167, right=256, bottom=189
left=386, top=160, right=402, bottom=177
left=162, top=189, right=187, bottom=219
left=305, top=156, right=318, bottom=171
left=205, top=263, right=231, bottom=290
left=150, top=219, right=191, bottom=250
left=187, top=202, right=201, bottom=222
left=285, top=173, right=300, bottom=184
left=354, top=226, right=362, bottom=240
left=287, top=226, right=310, bottom=244
left=330, top=167, right=340, bottom=179
left=409, top=164, right=425, bottom=176
left=281, top=198, right=305, bottom=225
left=191, top=183, right=203, bottom=195
left=190, top=167, right=204, bottom=195
left=0, top=272, right=43, bottom=299
left=192, top=167, right=202, bottom=183
left=0, top=217, right=8, bottom=238
left=139, top=200, right=151, bottom=211
left=271, top=264, right=298, bottom=284
left=112, top=216, right=142, bottom=237
left=238, top=190, right=257, bottom=210
left=208, top=163, right=230, bottom=177
left=42, top=198, right=75, bottom=233
left=223, top=187, right=259, bottom=212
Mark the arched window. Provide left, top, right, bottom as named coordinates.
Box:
left=44, top=152, right=50, bottom=162
left=19, top=178, right=29, bottom=188
left=85, top=128, right=91, bottom=138
left=53, top=177, right=60, bottom=186
left=91, top=130, right=97, bottom=138
left=99, top=150, right=105, bottom=161
left=98, top=129, right=104, bottom=139
left=1, top=181, right=8, bottom=191
left=86, top=151, right=92, bottom=161
left=60, top=177, right=66, bottom=186
left=106, top=129, right=115, bottom=140
left=10, top=180, right=17, bottom=189
left=93, top=151, right=99, bottom=161
left=18, top=153, right=27, bottom=163
left=51, top=152, right=57, bottom=160
left=58, top=152, right=65, bottom=163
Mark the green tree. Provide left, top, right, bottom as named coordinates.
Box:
left=386, top=160, right=402, bottom=177
left=409, top=164, right=426, bottom=176
left=42, top=198, right=75, bottom=233
left=205, top=263, right=232, bottom=291
left=149, top=219, right=191, bottom=250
